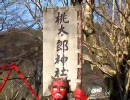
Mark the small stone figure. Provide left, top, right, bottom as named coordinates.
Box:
left=47, top=78, right=89, bottom=100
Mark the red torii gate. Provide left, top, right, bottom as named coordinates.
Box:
left=0, top=63, right=40, bottom=100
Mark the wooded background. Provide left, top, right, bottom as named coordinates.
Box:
left=0, top=0, right=130, bottom=100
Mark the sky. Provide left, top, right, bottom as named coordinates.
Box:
left=0, top=0, right=43, bottom=31
left=0, top=0, right=102, bottom=31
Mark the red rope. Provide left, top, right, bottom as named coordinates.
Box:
left=0, top=65, right=10, bottom=70
left=0, top=69, right=13, bottom=92
left=0, top=63, right=41, bottom=100
left=12, top=64, right=41, bottom=100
